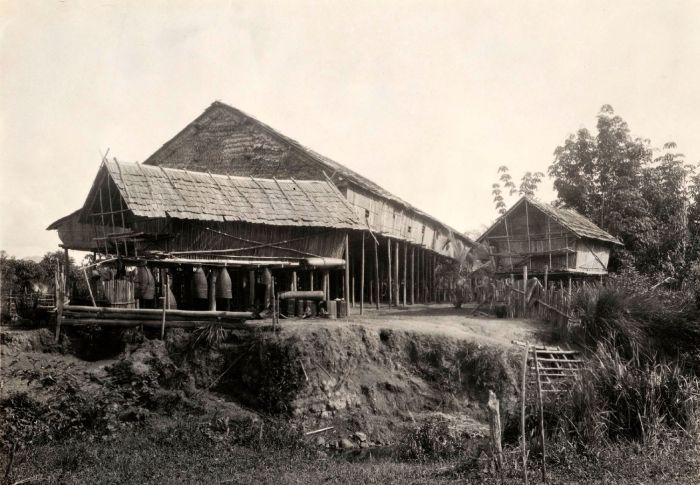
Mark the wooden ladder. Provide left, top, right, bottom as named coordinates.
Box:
left=529, top=346, right=584, bottom=394
left=512, top=340, right=585, bottom=394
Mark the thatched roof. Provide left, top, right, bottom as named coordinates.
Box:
left=79, top=160, right=361, bottom=229
left=479, top=196, right=622, bottom=245
left=143, top=101, right=472, bottom=246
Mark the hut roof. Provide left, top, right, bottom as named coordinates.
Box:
left=79, top=160, right=361, bottom=229
left=143, top=101, right=472, bottom=246
left=479, top=196, right=623, bottom=245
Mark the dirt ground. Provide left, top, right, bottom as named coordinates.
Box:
left=274, top=303, right=555, bottom=348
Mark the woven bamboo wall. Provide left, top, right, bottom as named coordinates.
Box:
left=131, top=217, right=346, bottom=259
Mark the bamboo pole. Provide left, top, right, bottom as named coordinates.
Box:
left=521, top=345, right=530, bottom=485
left=64, top=305, right=252, bottom=320
left=82, top=268, right=97, bottom=307
left=534, top=349, right=547, bottom=483
left=360, top=232, right=365, bottom=315
left=60, top=318, right=249, bottom=329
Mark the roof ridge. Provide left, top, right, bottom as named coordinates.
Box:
left=168, top=101, right=473, bottom=244
left=478, top=195, right=622, bottom=245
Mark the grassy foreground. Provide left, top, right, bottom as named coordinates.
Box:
left=2, top=417, right=698, bottom=485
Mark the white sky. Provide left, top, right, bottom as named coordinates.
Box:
left=2, top=0, right=700, bottom=257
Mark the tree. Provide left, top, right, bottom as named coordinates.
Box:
left=491, top=166, right=544, bottom=214
left=549, top=105, right=698, bottom=277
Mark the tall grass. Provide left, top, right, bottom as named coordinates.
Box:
left=570, top=278, right=700, bottom=366
left=544, top=342, right=700, bottom=448
left=545, top=275, right=700, bottom=448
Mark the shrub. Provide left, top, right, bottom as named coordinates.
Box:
left=399, top=418, right=466, bottom=461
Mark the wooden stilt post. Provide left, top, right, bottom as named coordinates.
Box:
left=544, top=265, right=549, bottom=293
left=360, top=232, right=365, bottom=315
left=160, top=269, right=168, bottom=339
left=344, top=234, right=351, bottom=307
left=387, top=238, right=393, bottom=306
left=291, top=271, right=297, bottom=292
left=520, top=345, right=530, bottom=485
left=374, top=238, right=380, bottom=310
left=422, top=249, right=426, bottom=304
left=394, top=240, right=400, bottom=306
left=310, top=271, right=314, bottom=291
left=54, top=256, right=64, bottom=344
left=429, top=254, right=434, bottom=303
left=63, top=247, right=70, bottom=304
left=323, top=270, right=330, bottom=301
left=208, top=268, right=217, bottom=311
left=523, top=266, right=528, bottom=316
left=411, top=247, right=415, bottom=305
left=248, top=270, right=256, bottom=309
left=402, top=242, right=407, bottom=306
left=351, top=276, right=355, bottom=308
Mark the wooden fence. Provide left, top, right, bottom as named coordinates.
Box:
left=481, top=267, right=580, bottom=333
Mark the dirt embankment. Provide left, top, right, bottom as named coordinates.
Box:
left=167, top=321, right=525, bottom=445
left=1, top=315, right=527, bottom=448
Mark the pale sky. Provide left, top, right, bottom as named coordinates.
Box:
left=2, top=0, right=700, bottom=257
